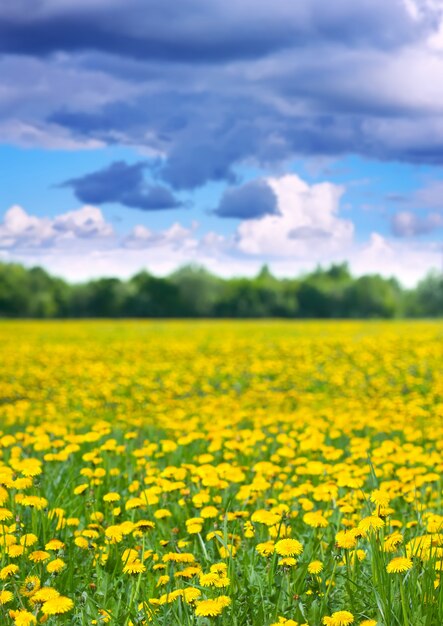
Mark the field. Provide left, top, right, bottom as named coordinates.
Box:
left=0, top=320, right=442, bottom=626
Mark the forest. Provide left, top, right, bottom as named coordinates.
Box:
left=0, top=261, right=442, bottom=318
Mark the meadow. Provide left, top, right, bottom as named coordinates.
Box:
left=0, top=320, right=442, bottom=626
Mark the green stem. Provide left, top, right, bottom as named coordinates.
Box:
left=400, top=581, right=409, bottom=626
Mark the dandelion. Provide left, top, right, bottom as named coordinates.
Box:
left=323, top=610, right=354, bottom=625
left=9, top=609, right=37, bottom=625
left=47, top=558, right=66, bottom=573
left=42, top=595, right=74, bottom=615
left=123, top=559, right=146, bottom=574
left=308, top=560, right=323, bottom=574
left=336, top=530, right=358, bottom=549
left=386, top=557, right=413, bottom=574
left=0, top=564, right=19, bottom=579
left=0, top=590, right=13, bottom=604
left=195, top=596, right=231, bottom=617
left=275, top=539, right=303, bottom=557
left=20, top=576, right=40, bottom=596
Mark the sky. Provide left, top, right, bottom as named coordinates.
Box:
left=1, top=1, right=443, bottom=285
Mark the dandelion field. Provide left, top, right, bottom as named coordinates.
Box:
left=0, top=320, right=443, bottom=626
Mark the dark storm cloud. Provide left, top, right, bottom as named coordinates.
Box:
left=0, top=1, right=420, bottom=61
left=61, top=161, right=182, bottom=211
left=2, top=0, right=443, bottom=188
left=214, top=180, right=278, bottom=219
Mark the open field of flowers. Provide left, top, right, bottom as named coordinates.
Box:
left=0, top=320, right=442, bottom=626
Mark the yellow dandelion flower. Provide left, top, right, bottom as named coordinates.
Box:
left=308, top=560, right=323, bottom=574
left=73, top=484, right=88, bottom=495
left=123, top=559, right=146, bottom=574
left=74, top=536, right=89, bottom=549
left=275, top=539, right=303, bottom=557
left=45, top=539, right=65, bottom=551
left=386, top=557, right=413, bottom=574
left=46, top=558, right=66, bottom=573
left=182, top=587, right=201, bottom=603
left=195, top=596, right=231, bottom=617
left=29, top=587, right=60, bottom=605
left=28, top=550, right=50, bottom=563
left=383, top=532, right=403, bottom=553
left=20, top=576, right=40, bottom=597
left=9, top=609, right=37, bottom=625
left=42, top=595, right=74, bottom=615
left=0, top=564, right=19, bottom=579
left=0, top=590, right=13, bottom=604
left=103, top=492, right=120, bottom=503
left=358, top=516, right=384, bottom=534
left=336, top=530, right=358, bottom=549
left=323, top=610, right=354, bottom=625
left=20, top=533, right=38, bottom=547
left=370, top=490, right=390, bottom=507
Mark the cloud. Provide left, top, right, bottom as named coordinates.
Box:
left=235, top=174, right=353, bottom=256
left=388, top=179, right=443, bottom=210
left=0, top=205, right=113, bottom=250
left=0, top=1, right=420, bottom=62
left=214, top=180, right=278, bottom=219
left=123, top=222, right=197, bottom=250
left=0, top=197, right=440, bottom=286
left=390, top=210, right=443, bottom=236
left=288, top=226, right=332, bottom=239
left=61, top=161, right=182, bottom=210
left=1, top=1, right=443, bottom=187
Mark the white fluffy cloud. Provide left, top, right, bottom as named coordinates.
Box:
left=0, top=205, right=113, bottom=250
left=123, top=222, right=197, bottom=250
left=236, top=174, right=354, bottom=257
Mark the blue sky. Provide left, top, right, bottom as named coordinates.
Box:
left=1, top=0, right=443, bottom=285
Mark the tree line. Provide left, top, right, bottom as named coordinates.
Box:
left=0, top=261, right=442, bottom=318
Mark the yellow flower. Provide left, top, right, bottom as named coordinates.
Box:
left=383, top=532, right=403, bottom=553
left=73, top=484, right=88, bottom=495
left=20, top=533, right=38, bottom=547
left=336, top=530, right=358, bottom=549
left=275, top=539, right=303, bottom=557
left=308, top=560, right=323, bottom=574
left=0, top=564, right=19, bottom=580
left=386, top=557, right=413, bottom=574
left=46, top=558, right=66, bottom=573
left=45, top=539, right=65, bottom=551
left=9, top=609, right=37, bottom=625
left=323, top=610, right=354, bottom=625
left=256, top=541, right=275, bottom=557
left=303, top=511, right=329, bottom=528
left=103, top=492, right=121, bottom=503
left=370, top=490, right=390, bottom=507
left=195, top=596, right=231, bottom=617
left=123, top=559, right=146, bottom=574
left=358, top=516, right=384, bottom=534
left=163, top=552, right=195, bottom=563
left=28, top=550, right=50, bottom=563
left=29, top=587, right=60, bottom=605
left=105, top=525, right=123, bottom=543
left=0, top=590, right=13, bottom=604
left=41, top=595, right=74, bottom=615
left=74, top=536, right=89, bottom=549
left=20, top=575, right=40, bottom=597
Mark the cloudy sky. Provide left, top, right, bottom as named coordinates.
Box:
left=1, top=0, right=443, bottom=285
